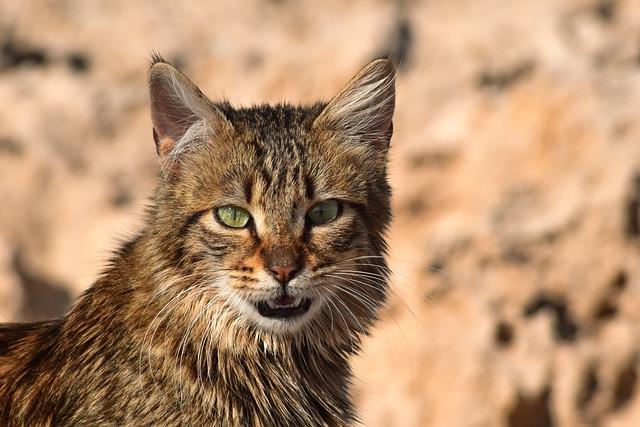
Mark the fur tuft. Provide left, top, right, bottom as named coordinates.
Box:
left=149, top=51, right=169, bottom=69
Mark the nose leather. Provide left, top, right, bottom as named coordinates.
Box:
left=264, top=245, right=301, bottom=286
left=269, top=265, right=298, bottom=284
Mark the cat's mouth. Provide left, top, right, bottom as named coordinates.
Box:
left=255, top=295, right=312, bottom=319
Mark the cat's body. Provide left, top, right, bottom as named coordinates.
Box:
left=0, top=57, right=395, bottom=426
left=0, top=234, right=354, bottom=425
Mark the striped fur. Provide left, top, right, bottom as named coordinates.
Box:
left=0, top=57, right=395, bottom=426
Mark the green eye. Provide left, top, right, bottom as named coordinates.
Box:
left=307, top=200, right=339, bottom=225
left=216, top=206, right=251, bottom=228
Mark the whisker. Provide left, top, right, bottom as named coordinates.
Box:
left=322, top=287, right=357, bottom=351
left=325, top=275, right=418, bottom=360
left=333, top=293, right=368, bottom=337
left=323, top=271, right=429, bottom=335
left=177, top=294, right=219, bottom=405
left=138, top=270, right=229, bottom=399
left=315, top=289, right=334, bottom=335
left=323, top=277, right=381, bottom=316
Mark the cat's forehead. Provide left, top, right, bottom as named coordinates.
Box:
left=219, top=103, right=325, bottom=148
left=225, top=106, right=317, bottom=208
left=184, top=103, right=369, bottom=213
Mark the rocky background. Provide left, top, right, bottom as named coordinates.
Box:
left=2, top=0, right=640, bottom=425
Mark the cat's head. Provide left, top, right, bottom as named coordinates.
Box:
left=147, top=57, right=394, bottom=347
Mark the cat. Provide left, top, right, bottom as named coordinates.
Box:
left=0, top=55, right=395, bottom=426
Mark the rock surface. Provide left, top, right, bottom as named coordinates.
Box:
left=1, top=1, right=640, bottom=425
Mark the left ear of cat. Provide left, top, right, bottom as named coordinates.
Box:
left=148, top=59, right=231, bottom=166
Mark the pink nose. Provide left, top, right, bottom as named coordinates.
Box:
left=269, top=265, right=298, bottom=285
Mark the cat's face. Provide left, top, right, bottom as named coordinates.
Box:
left=149, top=59, right=394, bottom=341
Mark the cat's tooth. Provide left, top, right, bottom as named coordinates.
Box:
left=267, top=300, right=277, bottom=309
left=293, top=296, right=302, bottom=307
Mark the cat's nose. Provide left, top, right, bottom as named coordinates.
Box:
left=269, top=265, right=299, bottom=285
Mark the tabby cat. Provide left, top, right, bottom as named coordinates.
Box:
left=0, top=56, right=395, bottom=426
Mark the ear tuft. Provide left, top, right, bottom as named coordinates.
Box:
left=149, top=51, right=169, bottom=69
left=314, top=59, right=396, bottom=147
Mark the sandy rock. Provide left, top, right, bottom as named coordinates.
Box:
left=2, top=0, right=640, bottom=425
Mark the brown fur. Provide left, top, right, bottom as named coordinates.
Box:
left=0, top=56, right=395, bottom=426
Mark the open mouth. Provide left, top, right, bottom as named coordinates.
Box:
left=255, top=295, right=312, bottom=319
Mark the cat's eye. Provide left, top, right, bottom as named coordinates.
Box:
left=216, top=206, right=251, bottom=228
left=307, top=200, right=340, bottom=225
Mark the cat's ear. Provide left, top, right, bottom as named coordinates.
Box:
left=314, top=59, right=396, bottom=147
left=149, top=58, right=230, bottom=159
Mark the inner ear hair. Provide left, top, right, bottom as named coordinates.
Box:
left=149, top=58, right=230, bottom=170
left=314, top=58, right=396, bottom=146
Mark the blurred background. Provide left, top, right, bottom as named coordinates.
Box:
left=1, top=0, right=640, bottom=425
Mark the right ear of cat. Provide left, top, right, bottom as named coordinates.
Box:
left=313, top=58, right=396, bottom=148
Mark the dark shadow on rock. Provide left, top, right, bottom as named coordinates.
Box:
left=501, top=245, right=531, bottom=265
left=508, top=387, right=554, bottom=427
left=12, top=250, right=72, bottom=321
left=612, top=355, right=638, bottom=411
left=66, top=52, right=91, bottom=74
left=577, top=364, right=599, bottom=411
left=495, top=320, right=515, bottom=348
left=0, top=33, right=91, bottom=75
left=523, top=292, right=579, bottom=342
left=0, top=35, right=49, bottom=71
left=477, top=60, right=536, bottom=92
left=0, top=137, right=23, bottom=156
left=593, top=0, right=616, bottom=23
left=593, top=271, right=627, bottom=322
left=111, top=175, right=133, bottom=208
left=625, top=174, right=640, bottom=239
left=375, top=1, right=413, bottom=72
